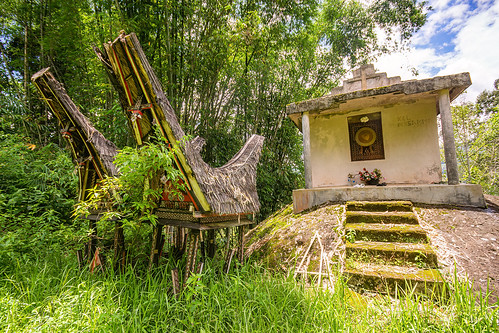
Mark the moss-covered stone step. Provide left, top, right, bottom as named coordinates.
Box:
left=344, top=263, right=445, bottom=296
left=345, top=223, right=428, bottom=243
left=345, top=211, right=419, bottom=224
left=346, top=201, right=413, bottom=212
left=346, top=241, right=438, bottom=267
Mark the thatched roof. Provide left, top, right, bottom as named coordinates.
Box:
left=31, top=68, right=118, bottom=199
left=95, top=32, right=264, bottom=215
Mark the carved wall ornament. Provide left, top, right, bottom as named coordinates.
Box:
left=348, top=112, right=385, bottom=161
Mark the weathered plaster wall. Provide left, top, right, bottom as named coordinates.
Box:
left=309, top=98, right=442, bottom=187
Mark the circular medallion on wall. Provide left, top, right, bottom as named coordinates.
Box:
left=354, top=127, right=376, bottom=147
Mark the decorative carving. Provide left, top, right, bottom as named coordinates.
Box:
left=354, top=127, right=377, bottom=146
left=348, top=112, right=385, bottom=161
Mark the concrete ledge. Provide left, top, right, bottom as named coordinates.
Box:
left=286, top=72, right=471, bottom=116
left=293, top=184, right=486, bottom=213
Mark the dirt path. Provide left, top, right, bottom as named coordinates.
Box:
left=418, top=195, right=499, bottom=303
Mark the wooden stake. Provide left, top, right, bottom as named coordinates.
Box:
left=294, top=232, right=318, bottom=278
left=237, top=225, right=247, bottom=263
left=224, top=248, right=236, bottom=274
left=200, top=231, right=206, bottom=259
left=197, top=262, right=204, bottom=274
left=113, top=220, right=125, bottom=271
left=190, top=232, right=200, bottom=274
left=87, top=220, right=97, bottom=261
left=325, top=257, right=335, bottom=292
left=317, top=232, right=325, bottom=287
left=225, top=228, right=231, bottom=254
left=171, top=268, right=180, bottom=297
left=207, top=229, right=216, bottom=258
left=149, top=224, right=164, bottom=269
left=293, top=231, right=336, bottom=288
left=76, top=249, right=83, bottom=269
left=183, top=231, right=200, bottom=287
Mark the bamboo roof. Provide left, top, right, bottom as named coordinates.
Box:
left=95, top=32, right=264, bottom=215
left=32, top=68, right=118, bottom=200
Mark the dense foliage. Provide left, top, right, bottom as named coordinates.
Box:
left=1, top=0, right=429, bottom=220
left=0, top=131, right=77, bottom=266
left=452, top=80, right=499, bottom=195
left=74, top=136, right=187, bottom=261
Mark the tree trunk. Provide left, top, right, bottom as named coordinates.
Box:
left=24, top=24, right=29, bottom=106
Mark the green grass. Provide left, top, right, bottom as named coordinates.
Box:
left=0, top=253, right=497, bottom=332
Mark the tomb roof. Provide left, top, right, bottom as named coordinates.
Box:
left=287, top=64, right=471, bottom=129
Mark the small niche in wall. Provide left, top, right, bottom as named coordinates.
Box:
left=348, top=112, right=385, bottom=161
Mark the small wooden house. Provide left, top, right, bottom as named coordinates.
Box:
left=94, top=32, right=264, bottom=271
left=32, top=32, right=264, bottom=277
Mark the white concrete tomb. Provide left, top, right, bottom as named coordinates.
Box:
left=287, top=64, right=485, bottom=212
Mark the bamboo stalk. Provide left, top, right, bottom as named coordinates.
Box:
left=317, top=232, right=323, bottom=287
left=294, top=232, right=317, bottom=278
left=295, top=271, right=336, bottom=277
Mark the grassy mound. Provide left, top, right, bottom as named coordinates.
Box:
left=246, top=204, right=344, bottom=273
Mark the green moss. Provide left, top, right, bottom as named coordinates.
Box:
left=344, top=223, right=428, bottom=243
left=250, top=204, right=295, bottom=241
left=346, top=201, right=413, bottom=212
left=345, top=211, right=418, bottom=224
left=346, top=249, right=436, bottom=269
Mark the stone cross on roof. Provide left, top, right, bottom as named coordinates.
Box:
left=331, top=64, right=402, bottom=95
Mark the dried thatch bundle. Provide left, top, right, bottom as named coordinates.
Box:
left=95, top=32, right=264, bottom=215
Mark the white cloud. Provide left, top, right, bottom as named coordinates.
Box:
left=437, top=0, right=499, bottom=99
left=412, top=2, right=470, bottom=45
left=375, top=47, right=449, bottom=79
left=373, top=0, right=499, bottom=102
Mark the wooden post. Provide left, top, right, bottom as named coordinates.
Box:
left=439, top=89, right=459, bottom=185
left=197, top=262, right=204, bottom=274
left=175, top=227, right=185, bottom=254
left=200, top=231, right=206, bottom=259
left=171, top=268, right=180, bottom=297
left=190, top=232, right=200, bottom=274
left=237, top=225, right=247, bottom=263
left=302, top=112, right=313, bottom=189
left=224, top=249, right=236, bottom=274
left=113, top=220, right=125, bottom=271
left=149, top=224, right=164, bottom=269
left=76, top=249, right=84, bottom=269
left=225, top=228, right=231, bottom=254
left=183, top=230, right=200, bottom=287
left=87, top=219, right=97, bottom=262
left=182, top=232, right=188, bottom=255
left=207, top=229, right=216, bottom=258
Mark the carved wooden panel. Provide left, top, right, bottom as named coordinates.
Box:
left=348, top=112, right=385, bottom=161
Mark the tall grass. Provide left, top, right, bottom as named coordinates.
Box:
left=0, top=254, right=497, bottom=332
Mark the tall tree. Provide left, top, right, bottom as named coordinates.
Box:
left=452, top=81, right=499, bottom=195
left=477, top=79, right=499, bottom=116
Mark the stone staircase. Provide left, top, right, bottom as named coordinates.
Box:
left=343, top=201, right=445, bottom=296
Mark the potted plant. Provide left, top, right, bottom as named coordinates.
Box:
left=358, top=168, right=382, bottom=185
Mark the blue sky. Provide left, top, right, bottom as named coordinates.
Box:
left=373, top=0, right=499, bottom=102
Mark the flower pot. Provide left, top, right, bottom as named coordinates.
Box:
left=366, top=179, right=379, bottom=185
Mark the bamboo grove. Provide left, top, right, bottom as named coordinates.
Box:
left=2, top=0, right=430, bottom=219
